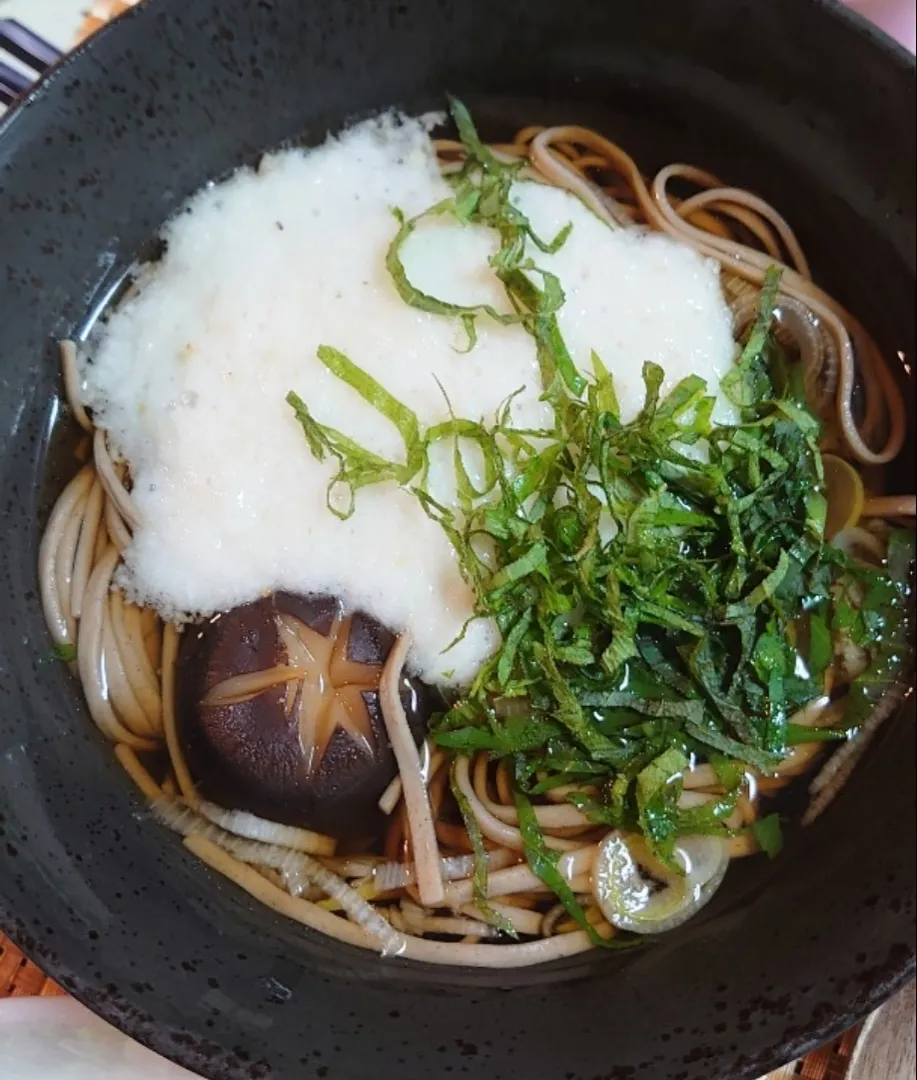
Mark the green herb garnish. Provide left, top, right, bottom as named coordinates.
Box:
left=449, top=762, right=518, bottom=937
left=752, top=813, right=784, bottom=859
left=836, top=529, right=914, bottom=731
left=514, top=782, right=635, bottom=948
left=286, top=99, right=913, bottom=926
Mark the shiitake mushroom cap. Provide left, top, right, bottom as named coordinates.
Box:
left=175, top=592, right=440, bottom=839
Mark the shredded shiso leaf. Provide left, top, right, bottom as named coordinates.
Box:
left=752, top=813, right=785, bottom=859
left=449, top=761, right=518, bottom=937
left=287, top=99, right=914, bottom=927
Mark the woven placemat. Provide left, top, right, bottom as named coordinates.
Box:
left=0, top=4, right=894, bottom=1078
left=0, top=933, right=64, bottom=998
left=76, top=0, right=139, bottom=43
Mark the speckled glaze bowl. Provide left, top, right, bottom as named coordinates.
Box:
left=0, top=2, right=914, bottom=1078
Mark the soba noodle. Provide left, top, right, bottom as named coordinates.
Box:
left=40, top=113, right=914, bottom=966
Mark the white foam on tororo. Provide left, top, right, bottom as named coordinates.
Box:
left=80, top=112, right=736, bottom=686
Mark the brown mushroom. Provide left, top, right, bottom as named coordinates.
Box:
left=175, top=592, right=439, bottom=839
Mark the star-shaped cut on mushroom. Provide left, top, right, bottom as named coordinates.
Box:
left=275, top=612, right=382, bottom=776
left=200, top=609, right=383, bottom=777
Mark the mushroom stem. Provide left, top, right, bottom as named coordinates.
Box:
left=379, top=632, right=445, bottom=907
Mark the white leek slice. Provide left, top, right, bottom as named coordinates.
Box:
left=592, top=830, right=729, bottom=934
left=197, top=800, right=336, bottom=856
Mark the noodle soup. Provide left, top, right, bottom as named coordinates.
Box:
left=39, top=101, right=914, bottom=967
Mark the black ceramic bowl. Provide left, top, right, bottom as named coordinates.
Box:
left=0, top=2, right=914, bottom=1078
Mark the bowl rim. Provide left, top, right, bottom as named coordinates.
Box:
left=0, top=1, right=914, bottom=1078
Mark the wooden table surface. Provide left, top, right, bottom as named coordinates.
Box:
left=847, top=980, right=916, bottom=1080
